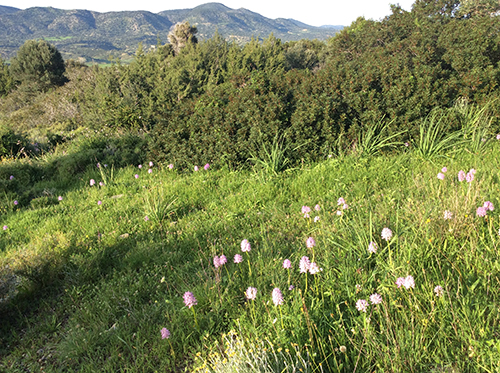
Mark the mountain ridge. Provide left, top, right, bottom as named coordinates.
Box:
left=0, top=3, right=343, bottom=63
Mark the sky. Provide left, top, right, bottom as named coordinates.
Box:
left=0, top=0, right=417, bottom=27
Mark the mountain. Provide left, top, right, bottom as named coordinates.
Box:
left=0, top=2, right=343, bottom=63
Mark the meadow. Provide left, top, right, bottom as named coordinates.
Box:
left=1, top=121, right=500, bottom=372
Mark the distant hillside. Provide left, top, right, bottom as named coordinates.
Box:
left=0, top=2, right=343, bottom=63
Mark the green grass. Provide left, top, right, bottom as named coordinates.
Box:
left=1, top=135, right=500, bottom=372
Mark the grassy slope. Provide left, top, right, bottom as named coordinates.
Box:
left=1, top=142, right=500, bottom=372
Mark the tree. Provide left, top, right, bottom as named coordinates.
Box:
left=0, top=58, right=13, bottom=96
left=168, top=22, right=198, bottom=55
left=10, top=39, right=67, bottom=92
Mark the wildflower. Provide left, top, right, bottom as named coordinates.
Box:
left=9, top=175, right=14, bottom=180
left=213, top=256, right=221, bottom=268
left=434, top=285, right=444, bottom=297
left=2, top=225, right=7, bottom=230
left=443, top=210, right=453, bottom=220
left=245, top=287, right=257, bottom=300
left=355, top=284, right=362, bottom=293
left=441, top=167, right=447, bottom=173
left=234, top=254, right=243, bottom=264
left=342, top=203, right=349, bottom=210
left=138, top=164, right=142, bottom=169
left=289, top=285, right=295, bottom=290
left=282, top=259, right=292, bottom=269
left=204, top=163, right=210, bottom=170
left=336, top=210, right=343, bottom=216
left=148, top=169, right=153, bottom=174
left=272, top=288, right=284, bottom=306
left=314, top=204, right=321, bottom=211
left=483, top=201, right=494, bottom=211
left=299, top=256, right=311, bottom=273
left=194, top=166, right=199, bottom=172
left=219, top=255, right=227, bottom=265
left=381, top=227, right=393, bottom=241
left=183, top=292, right=197, bottom=308
left=466, top=170, right=474, bottom=183
left=306, top=237, right=316, bottom=248
left=395, top=277, right=405, bottom=288
left=437, top=172, right=445, bottom=180
left=135, top=174, right=139, bottom=179
left=168, top=164, right=174, bottom=169
left=14, top=200, right=18, bottom=205
left=369, top=293, right=382, bottom=305
left=476, top=206, right=487, bottom=217
left=58, top=196, right=63, bottom=201
left=97, top=200, right=102, bottom=205
left=97, top=163, right=101, bottom=168
left=339, top=346, right=347, bottom=353
left=314, top=216, right=320, bottom=222
left=308, top=262, right=321, bottom=274
left=144, top=216, right=149, bottom=221
left=458, top=170, right=466, bottom=182
left=403, top=276, right=415, bottom=289
left=301, top=206, right=311, bottom=214
left=99, top=182, right=104, bottom=186
left=241, top=239, right=251, bottom=252
left=355, top=299, right=368, bottom=312
left=337, top=197, right=345, bottom=206
left=161, top=328, right=170, bottom=339
left=149, top=161, right=154, bottom=167
left=368, top=241, right=378, bottom=254
left=90, top=179, right=95, bottom=186
left=497, top=134, right=500, bottom=140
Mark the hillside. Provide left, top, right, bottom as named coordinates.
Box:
left=0, top=2, right=342, bottom=63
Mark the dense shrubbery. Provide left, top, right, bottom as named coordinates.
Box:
left=0, top=1, right=499, bottom=169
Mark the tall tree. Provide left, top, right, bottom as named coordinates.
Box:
left=168, top=22, right=198, bottom=56
left=10, top=39, right=67, bottom=92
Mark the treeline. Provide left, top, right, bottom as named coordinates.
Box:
left=1, top=0, right=500, bottom=168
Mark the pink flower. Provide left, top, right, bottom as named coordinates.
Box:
left=443, top=210, right=453, bottom=220
left=245, top=287, right=257, bottom=300
left=395, top=277, right=405, bottom=288
left=135, top=174, right=139, bottom=179
left=213, top=256, right=221, bottom=268
left=381, top=227, right=393, bottom=241
left=336, top=210, right=343, bottom=216
left=234, top=254, right=243, bottom=263
left=403, top=276, right=415, bottom=289
left=497, top=134, right=500, bottom=140
left=466, top=170, right=474, bottom=183
left=337, top=197, right=345, bottom=206
left=308, top=262, right=321, bottom=274
left=476, top=206, right=487, bottom=217
left=306, top=237, right=316, bottom=248
left=441, top=167, right=447, bottom=173
left=458, top=170, right=466, bottom=182
left=2, top=225, right=7, bottom=230
left=99, top=182, right=104, bottom=186
left=272, top=288, right=284, bottom=306
left=194, top=166, right=199, bottom=172
left=314, top=204, right=321, bottom=211
left=161, top=328, right=170, bottom=339
left=241, top=239, right=251, bottom=252
left=434, top=285, right=444, bottom=297
left=437, top=172, right=445, bottom=180
left=148, top=169, right=153, bottom=174
left=14, top=200, right=18, bottom=205
left=138, top=164, right=142, bottom=169
left=168, top=164, right=174, bottom=169
left=90, top=179, right=95, bottom=186
left=342, top=203, right=349, bottom=210
left=314, top=216, right=320, bottom=222
left=282, top=259, right=292, bottom=269
left=58, top=196, right=63, bottom=201
left=183, top=291, right=197, bottom=308
left=144, top=216, right=149, bottom=221
left=149, top=161, right=154, bottom=167
left=299, top=256, right=311, bottom=273
left=369, top=293, right=382, bottom=305
left=97, top=200, right=102, bottom=205
left=356, top=299, right=368, bottom=312
left=219, top=255, right=227, bottom=265
left=301, top=206, right=311, bottom=214
left=368, top=241, right=378, bottom=254
left=204, top=163, right=210, bottom=170
left=483, top=201, right=494, bottom=211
